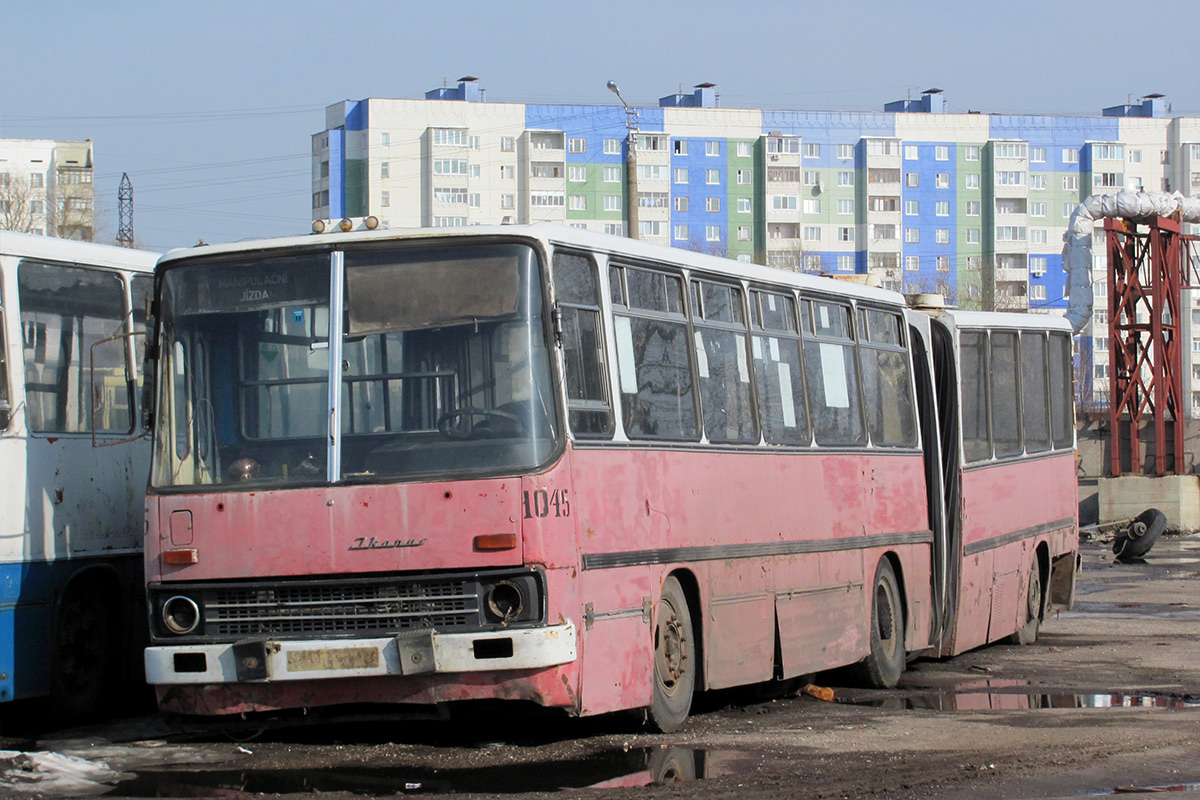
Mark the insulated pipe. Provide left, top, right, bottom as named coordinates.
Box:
left=1062, top=190, right=1200, bottom=333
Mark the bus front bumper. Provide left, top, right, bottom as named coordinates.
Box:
left=145, top=623, right=577, bottom=685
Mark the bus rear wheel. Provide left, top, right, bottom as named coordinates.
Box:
left=853, top=559, right=905, bottom=689
left=649, top=576, right=695, bottom=732
left=49, top=581, right=118, bottom=724
left=1008, top=557, right=1042, bottom=645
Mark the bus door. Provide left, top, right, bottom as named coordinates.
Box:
left=908, top=315, right=963, bottom=656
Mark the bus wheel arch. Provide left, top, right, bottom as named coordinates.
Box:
left=648, top=570, right=701, bottom=733
left=1010, top=543, right=1049, bottom=645
left=853, top=554, right=906, bottom=689
left=49, top=568, right=123, bottom=723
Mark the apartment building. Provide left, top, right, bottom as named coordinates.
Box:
left=311, top=80, right=1200, bottom=411
left=0, top=139, right=95, bottom=241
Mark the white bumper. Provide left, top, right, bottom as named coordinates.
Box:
left=145, top=623, right=576, bottom=685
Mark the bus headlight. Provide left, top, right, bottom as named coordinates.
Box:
left=162, top=595, right=201, bottom=635
left=483, top=580, right=527, bottom=624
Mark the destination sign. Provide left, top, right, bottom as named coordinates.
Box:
left=168, top=255, right=330, bottom=315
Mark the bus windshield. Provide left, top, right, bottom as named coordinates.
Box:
left=152, top=241, right=558, bottom=489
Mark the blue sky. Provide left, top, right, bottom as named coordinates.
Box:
left=2, top=0, right=1197, bottom=252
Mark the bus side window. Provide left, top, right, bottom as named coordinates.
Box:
left=1048, top=332, right=1074, bottom=449
left=552, top=251, right=613, bottom=438
left=960, top=331, right=991, bottom=462
left=751, top=289, right=809, bottom=446
left=18, top=260, right=131, bottom=434
left=858, top=308, right=917, bottom=447
left=691, top=279, right=756, bottom=443
left=990, top=332, right=1022, bottom=458
left=610, top=264, right=698, bottom=441
left=801, top=298, right=865, bottom=446
left=1021, top=332, right=1051, bottom=453
left=131, top=275, right=153, bottom=431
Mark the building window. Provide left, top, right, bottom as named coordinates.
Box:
left=639, top=221, right=662, bottom=237
left=737, top=198, right=751, bottom=213
left=737, top=225, right=751, bottom=241
left=672, top=140, right=688, bottom=156
left=966, top=228, right=981, bottom=244
left=470, top=164, right=481, bottom=179
left=804, top=143, right=820, bottom=159
left=1031, top=284, right=1048, bottom=301
left=804, top=171, right=820, bottom=186
left=832, top=144, right=852, bottom=160
left=965, top=173, right=980, bottom=189
left=803, top=226, right=820, bottom=242
left=605, top=223, right=623, bottom=235
left=737, top=142, right=753, bottom=157
left=381, top=191, right=390, bottom=207
left=1063, top=175, right=1079, bottom=191
left=1063, top=148, right=1079, bottom=164
left=707, top=197, right=721, bottom=212
left=568, top=166, right=586, bottom=182
left=966, top=256, right=981, bottom=270
left=469, top=136, right=480, bottom=151
left=837, top=199, right=854, bottom=215
left=637, top=165, right=666, bottom=180
left=569, top=195, right=587, bottom=210
left=432, top=129, right=468, bottom=146
left=904, top=200, right=919, bottom=216
left=1031, top=229, right=1048, bottom=244
left=381, top=162, right=389, bottom=178
left=803, top=199, right=820, bottom=214
left=501, top=137, right=515, bottom=152
left=905, top=228, right=919, bottom=243
left=380, top=132, right=390, bottom=147
left=995, top=226, right=1027, bottom=241
left=568, top=138, right=586, bottom=154
left=706, top=140, right=720, bottom=157
left=500, top=165, right=515, bottom=179
left=604, top=166, right=621, bottom=183
left=936, top=228, right=950, bottom=244
left=706, top=169, right=720, bottom=185
left=936, top=173, right=950, bottom=188
left=674, top=196, right=688, bottom=212
left=937, top=256, right=950, bottom=271
left=935, top=200, right=949, bottom=216
left=469, top=193, right=480, bottom=208
left=1030, top=147, right=1046, bottom=162
left=1030, top=174, right=1047, bottom=190
left=935, top=145, right=950, bottom=161
left=1030, top=202, right=1046, bottom=217
left=501, top=194, right=515, bottom=209
left=905, top=145, right=919, bottom=160
left=905, top=173, right=919, bottom=188
left=737, top=169, right=752, bottom=184
left=838, top=226, right=854, bottom=242
left=706, top=225, right=721, bottom=241
left=1063, top=202, right=1076, bottom=218
left=767, top=137, right=801, bottom=154
left=995, top=171, right=1025, bottom=186
left=434, top=159, right=469, bottom=175
left=1094, top=172, right=1120, bottom=188
left=1030, top=257, right=1047, bottom=276
left=906, top=256, right=920, bottom=271
left=433, top=187, right=468, bottom=203
left=772, top=195, right=798, bottom=210
left=838, top=254, right=854, bottom=271
left=604, top=139, right=621, bottom=154
left=964, top=146, right=980, bottom=161
left=604, top=195, right=621, bottom=211
left=674, top=224, right=689, bottom=241
left=674, top=168, right=689, bottom=184
left=531, top=191, right=565, bottom=207
left=838, top=171, right=853, bottom=187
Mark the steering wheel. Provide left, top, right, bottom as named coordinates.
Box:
left=436, top=407, right=525, bottom=440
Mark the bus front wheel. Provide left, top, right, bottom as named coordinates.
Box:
left=1008, top=557, right=1042, bottom=645
left=853, top=559, right=905, bottom=689
left=649, top=576, right=695, bottom=732
left=49, top=580, right=118, bottom=724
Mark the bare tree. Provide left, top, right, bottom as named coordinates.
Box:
left=0, top=174, right=42, bottom=234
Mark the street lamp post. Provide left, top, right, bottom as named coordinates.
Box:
left=607, top=81, right=639, bottom=240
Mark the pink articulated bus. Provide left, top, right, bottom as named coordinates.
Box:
left=142, top=224, right=1077, bottom=731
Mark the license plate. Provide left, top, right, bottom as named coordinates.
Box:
left=286, top=646, right=380, bottom=672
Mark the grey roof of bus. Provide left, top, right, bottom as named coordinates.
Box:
left=157, top=222, right=907, bottom=306
left=0, top=229, right=160, bottom=270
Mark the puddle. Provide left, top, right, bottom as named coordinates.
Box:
left=0, top=745, right=750, bottom=797
left=836, top=689, right=1200, bottom=712
left=1102, top=783, right=1200, bottom=794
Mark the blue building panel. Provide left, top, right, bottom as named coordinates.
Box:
left=901, top=143, right=957, bottom=299
left=344, top=100, right=368, bottom=132
left=329, top=128, right=345, bottom=219
left=671, top=138, right=726, bottom=251
left=989, top=115, right=1117, bottom=172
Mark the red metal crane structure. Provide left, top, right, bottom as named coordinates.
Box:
left=1105, top=214, right=1200, bottom=476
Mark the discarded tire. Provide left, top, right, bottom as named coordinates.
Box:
left=1112, top=508, right=1166, bottom=561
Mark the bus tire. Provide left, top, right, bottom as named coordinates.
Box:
left=853, top=559, right=905, bottom=689
left=1008, top=557, right=1042, bottom=645
left=649, top=576, right=695, bottom=732
left=1113, top=508, right=1166, bottom=561
left=49, top=580, right=118, bottom=724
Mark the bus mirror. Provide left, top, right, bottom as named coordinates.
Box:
left=90, top=331, right=149, bottom=449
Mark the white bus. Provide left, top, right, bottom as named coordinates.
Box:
left=0, top=231, right=158, bottom=723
